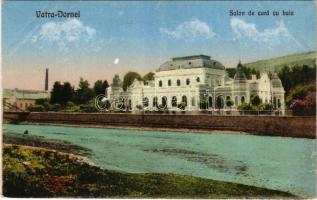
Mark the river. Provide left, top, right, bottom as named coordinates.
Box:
left=3, top=124, right=316, bottom=197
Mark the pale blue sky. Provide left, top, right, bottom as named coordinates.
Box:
left=2, top=1, right=316, bottom=90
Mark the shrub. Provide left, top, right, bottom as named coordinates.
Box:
left=286, top=83, right=315, bottom=106
left=290, top=92, right=316, bottom=116
left=51, top=104, right=61, bottom=112
left=79, top=104, right=97, bottom=113
left=155, top=104, right=167, bottom=113
left=250, top=95, right=262, bottom=106
left=43, top=102, right=51, bottom=111
left=177, top=102, right=186, bottom=110
left=66, top=101, right=76, bottom=107
left=258, top=103, right=273, bottom=111
left=28, top=105, right=45, bottom=112
left=225, top=99, right=234, bottom=108
left=136, top=105, right=143, bottom=110
left=237, top=103, right=253, bottom=111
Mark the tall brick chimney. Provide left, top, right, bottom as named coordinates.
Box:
left=45, top=68, right=49, bottom=91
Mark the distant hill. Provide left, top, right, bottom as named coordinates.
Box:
left=244, top=51, right=316, bottom=72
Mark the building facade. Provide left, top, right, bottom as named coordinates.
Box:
left=3, top=89, right=49, bottom=111
left=107, top=55, right=285, bottom=113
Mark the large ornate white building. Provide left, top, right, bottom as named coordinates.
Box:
left=107, top=55, right=285, bottom=112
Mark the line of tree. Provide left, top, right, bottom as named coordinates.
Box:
left=50, top=78, right=109, bottom=105
left=278, top=64, right=316, bottom=95
left=226, top=65, right=260, bottom=79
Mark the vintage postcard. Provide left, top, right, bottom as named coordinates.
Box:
left=1, top=0, right=316, bottom=198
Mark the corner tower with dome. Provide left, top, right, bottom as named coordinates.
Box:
left=107, top=55, right=285, bottom=113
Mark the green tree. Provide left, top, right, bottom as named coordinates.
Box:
left=227, top=65, right=259, bottom=79
left=61, top=82, right=75, bottom=105
left=225, top=99, right=234, bottom=108
left=50, top=81, right=63, bottom=104
left=250, top=68, right=260, bottom=79
left=250, top=95, right=262, bottom=106
left=75, top=78, right=95, bottom=104
left=123, top=72, right=141, bottom=91
left=225, top=68, right=236, bottom=78
left=278, top=65, right=292, bottom=94
left=143, top=72, right=155, bottom=83
left=278, top=64, right=316, bottom=95
left=286, top=83, right=315, bottom=106
left=50, top=81, right=75, bottom=105
left=94, top=80, right=109, bottom=96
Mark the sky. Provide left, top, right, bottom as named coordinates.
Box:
left=2, top=1, right=316, bottom=90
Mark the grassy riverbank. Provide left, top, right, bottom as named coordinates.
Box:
left=3, top=142, right=295, bottom=198
left=3, top=132, right=91, bottom=156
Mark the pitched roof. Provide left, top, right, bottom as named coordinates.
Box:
left=3, top=89, right=49, bottom=99
left=271, top=73, right=283, bottom=88
left=157, top=55, right=225, bottom=72
left=234, top=62, right=247, bottom=81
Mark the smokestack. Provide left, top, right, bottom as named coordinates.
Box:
left=45, top=68, right=48, bottom=91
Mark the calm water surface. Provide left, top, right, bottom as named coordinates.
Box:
left=3, top=124, right=316, bottom=197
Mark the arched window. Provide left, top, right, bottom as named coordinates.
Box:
left=168, top=79, right=171, bottom=86
left=182, top=96, right=187, bottom=106
left=241, top=96, right=245, bottom=103
left=159, top=80, right=162, bottom=87
left=162, top=96, right=167, bottom=107
left=208, top=96, right=213, bottom=108
left=171, top=96, right=177, bottom=107
left=153, top=97, right=158, bottom=107
left=196, top=77, right=200, bottom=82
left=226, top=96, right=231, bottom=100
left=235, top=96, right=238, bottom=106
left=191, top=97, right=196, bottom=106
left=143, top=97, right=149, bottom=107
left=177, top=79, right=181, bottom=86
left=186, top=78, right=190, bottom=85
left=277, top=99, right=281, bottom=108
left=273, top=97, right=277, bottom=109
left=128, top=100, right=132, bottom=110
left=216, top=96, right=224, bottom=109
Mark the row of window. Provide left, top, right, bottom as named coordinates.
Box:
left=142, top=95, right=247, bottom=108
left=143, top=96, right=193, bottom=107
left=158, top=77, right=200, bottom=87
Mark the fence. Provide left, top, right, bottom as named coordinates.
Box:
left=134, top=109, right=293, bottom=116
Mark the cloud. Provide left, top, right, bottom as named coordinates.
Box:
left=230, top=18, right=289, bottom=43
left=32, top=19, right=96, bottom=52
left=160, top=19, right=215, bottom=40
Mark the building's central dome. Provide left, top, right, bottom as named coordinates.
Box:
left=157, top=55, right=225, bottom=72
